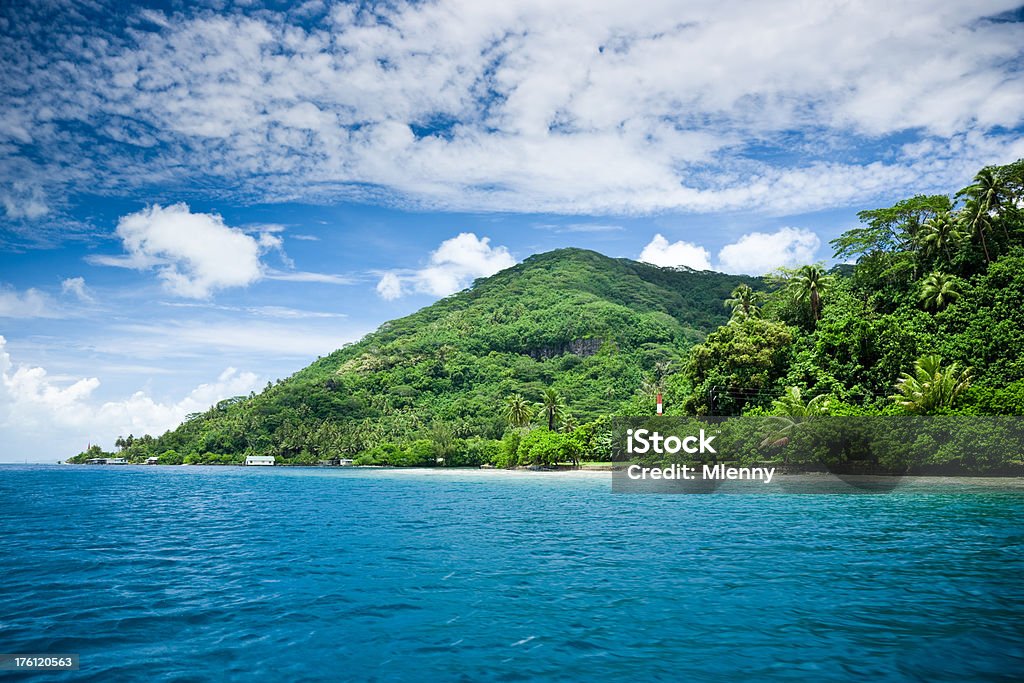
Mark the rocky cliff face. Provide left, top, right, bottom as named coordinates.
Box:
left=527, top=338, right=604, bottom=360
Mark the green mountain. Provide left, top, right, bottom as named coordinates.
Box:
left=80, top=248, right=761, bottom=465
left=71, top=160, right=1024, bottom=471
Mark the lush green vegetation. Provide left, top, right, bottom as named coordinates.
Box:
left=71, top=249, right=758, bottom=466
left=71, top=160, right=1024, bottom=472
left=669, top=159, right=1024, bottom=425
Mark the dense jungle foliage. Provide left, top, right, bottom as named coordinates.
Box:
left=71, top=160, right=1024, bottom=472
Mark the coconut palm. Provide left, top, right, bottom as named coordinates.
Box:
left=962, top=167, right=1009, bottom=241
left=958, top=197, right=993, bottom=263
left=918, top=211, right=960, bottom=264
left=654, top=360, right=674, bottom=382
left=771, top=386, right=831, bottom=417
left=639, top=377, right=659, bottom=400
left=536, top=388, right=566, bottom=431
left=503, top=393, right=534, bottom=428
left=430, top=422, right=456, bottom=466
left=640, top=360, right=675, bottom=401
left=787, top=265, right=833, bottom=323
left=892, top=355, right=972, bottom=414
left=919, top=272, right=961, bottom=311
left=760, top=387, right=830, bottom=458
left=724, top=284, right=760, bottom=319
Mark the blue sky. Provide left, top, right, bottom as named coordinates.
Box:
left=1, top=0, right=1023, bottom=461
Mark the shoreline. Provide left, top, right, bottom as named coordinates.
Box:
left=10, top=463, right=1024, bottom=487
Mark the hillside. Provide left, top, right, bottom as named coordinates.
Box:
left=77, top=248, right=761, bottom=465
left=72, top=159, right=1024, bottom=472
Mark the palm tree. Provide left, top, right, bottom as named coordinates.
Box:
left=959, top=198, right=993, bottom=263
left=918, top=211, right=959, bottom=264
left=771, top=386, right=830, bottom=417
left=639, top=377, right=660, bottom=401
left=430, top=422, right=456, bottom=466
left=724, top=284, right=760, bottom=319
left=654, top=360, right=674, bottom=382
left=503, top=393, right=534, bottom=428
left=560, top=414, right=578, bottom=433
left=537, top=388, right=566, bottom=431
left=892, top=354, right=972, bottom=414
left=919, top=272, right=961, bottom=311
left=962, top=167, right=1009, bottom=241
left=787, top=265, right=833, bottom=323
left=640, top=360, right=675, bottom=402
left=760, top=387, right=830, bottom=460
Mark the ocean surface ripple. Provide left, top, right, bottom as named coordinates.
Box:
left=1, top=466, right=1022, bottom=681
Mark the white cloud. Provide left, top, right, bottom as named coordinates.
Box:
left=246, top=223, right=287, bottom=233
left=376, top=272, right=404, bottom=300
left=85, top=254, right=145, bottom=269
left=61, top=276, right=94, bottom=303
left=107, top=203, right=269, bottom=298
left=717, top=227, right=821, bottom=275
left=639, top=227, right=821, bottom=274
left=0, top=286, right=59, bottom=318
left=0, top=335, right=261, bottom=461
left=91, top=216, right=332, bottom=289
left=2, top=1, right=1022, bottom=219
left=638, top=234, right=713, bottom=270
left=257, top=232, right=294, bottom=268
left=564, top=224, right=624, bottom=233
left=537, top=223, right=625, bottom=233
left=376, top=233, right=516, bottom=299
left=247, top=306, right=346, bottom=319
left=1, top=181, right=48, bottom=219
left=265, top=270, right=355, bottom=285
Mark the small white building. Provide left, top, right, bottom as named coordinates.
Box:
left=145, top=457, right=160, bottom=465
left=245, top=455, right=276, bottom=466
left=319, top=458, right=354, bottom=467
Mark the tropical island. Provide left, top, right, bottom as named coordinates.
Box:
left=70, top=160, right=1024, bottom=472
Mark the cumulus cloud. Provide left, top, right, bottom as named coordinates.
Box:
left=89, top=206, right=351, bottom=292
left=1, top=1, right=1021, bottom=219
left=639, top=234, right=713, bottom=270
left=61, top=276, right=94, bottom=303
left=376, top=273, right=404, bottom=300
left=0, top=286, right=59, bottom=318
left=0, top=335, right=261, bottom=460
left=377, top=233, right=516, bottom=299
left=717, top=228, right=821, bottom=275
left=98, top=203, right=270, bottom=298
left=639, top=227, right=821, bottom=274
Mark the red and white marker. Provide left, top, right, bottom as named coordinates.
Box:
left=656, top=393, right=663, bottom=415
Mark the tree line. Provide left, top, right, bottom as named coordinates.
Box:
left=69, top=160, right=1024, bottom=472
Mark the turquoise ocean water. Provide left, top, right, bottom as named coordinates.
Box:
left=0, top=466, right=1022, bottom=681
